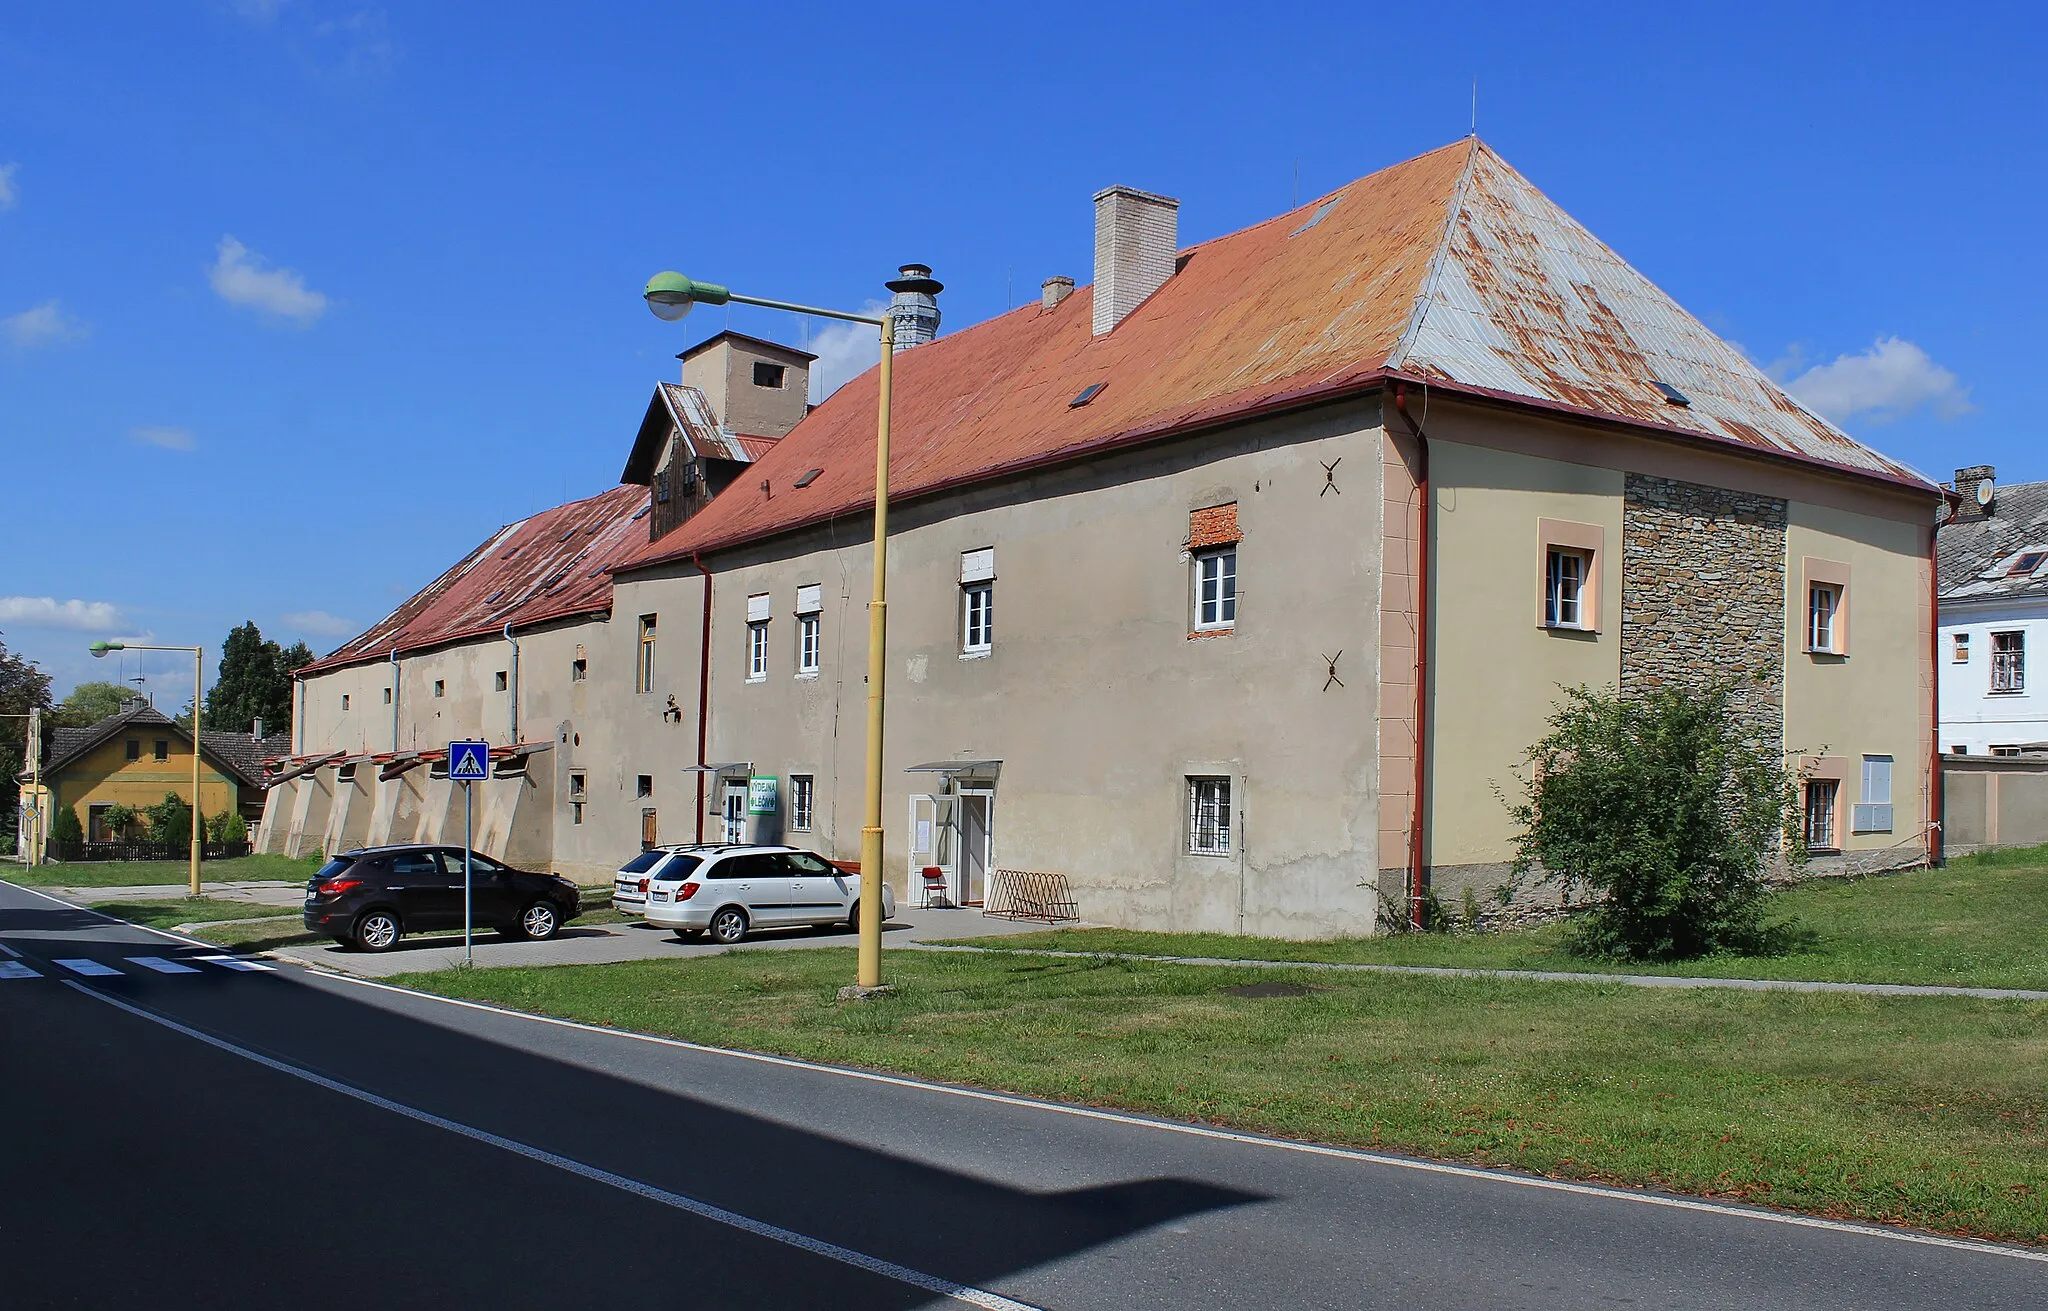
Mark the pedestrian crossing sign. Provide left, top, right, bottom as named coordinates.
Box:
left=449, top=740, right=490, bottom=781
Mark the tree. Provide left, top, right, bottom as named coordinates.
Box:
left=143, top=791, right=192, bottom=849
left=204, top=621, right=298, bottom=734
left=0, top=631, right=55, bottom=840
left=1506, top=681, right=1801, bottom=962
left=101, top=802, right=141, bottom=838
left=53, top=680, right=141, bottom=728
left=49, top=801, right=83, bottom=845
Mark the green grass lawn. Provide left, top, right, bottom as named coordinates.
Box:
left=88, top=897, right=306, bottom=930
left=951, top=850, right=2048, bottom=992
left=7, top=853, right=324, bottom=888
left=83, top=889, right=626, bottom=953
left=398, top=947, right=2048, bottom=1244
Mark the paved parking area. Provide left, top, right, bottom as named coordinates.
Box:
left=52, top=880, right=309, bottom=908
left=270, top=907, right=1062, bottom=977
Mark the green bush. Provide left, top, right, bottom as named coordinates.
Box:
left=1506, top=681, right=1799, bottom=961
left=49, top=802, right=83, bottom=845
left=205, top=810, right=246, bottom=844
left=143, top=792, right=192, bottom=849
left=100, top=802, right=140, bottom=838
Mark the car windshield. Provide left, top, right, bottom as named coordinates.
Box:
left=652, top=855, right=702, bottom=881
left=312, top=856, right=354, bottom=882
left=618, top=849, right=668, bottom=875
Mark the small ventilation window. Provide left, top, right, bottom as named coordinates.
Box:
left=1652, top=380, right=1690, bottom=407
left=486, top=589, right=506, bottom=605
left=2008, top=551, right=2047, bottom=577
left=1288, top=195, right=1343, bottom=237
left=794, top=468, right=823, bottom=488
left=1070, top=382, right=1107, bottom=408
left=631, top=505, right=651, bottom=521
left=753, top=362, right=786, bottom=389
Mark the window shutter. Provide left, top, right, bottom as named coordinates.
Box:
left=795, top=584, right=823, bottom=615
left=1189, top=503, right=1240, bottom=549
left=746, top=593, right=771, bottom=622
left=960, top=548, right=995, bottom=583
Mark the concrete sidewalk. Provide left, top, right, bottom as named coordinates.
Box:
left=906, top=944, right=2048, bottom=1002
left=51, top=880, right=308, bottom=908
left=272, top=907, right=1063, bottom=978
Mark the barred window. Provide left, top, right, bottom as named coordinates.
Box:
left=791, top=775, right=814, bottom=831
left=1188, top=776, right=1231, bottom=856
left=1992, top=631, right=2025, bottom=693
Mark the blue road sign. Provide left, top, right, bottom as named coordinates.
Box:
left=448, top=740, right=490, bottom=782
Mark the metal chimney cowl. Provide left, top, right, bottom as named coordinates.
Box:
left=884, top=264, right=943, bottom=351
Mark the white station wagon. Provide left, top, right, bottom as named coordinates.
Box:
left=641, top=845, right=895, bottom=944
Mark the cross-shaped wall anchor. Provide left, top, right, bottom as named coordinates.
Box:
left=1321, top=650, right=1344, bottom=690
left=1320, top=458, right=1342, bottom=495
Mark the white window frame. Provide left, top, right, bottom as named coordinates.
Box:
left=636, top=614, right=657, bottom=693
left=1544, top=548, right=1590, bottom=629
left=797, top=613, right=821, bottom=676
left=747, top=620, right=769, bottom=681
left=1187, top=776, right=1232, bottom=856
left=1193, top=547, right=1237, bottom=632
left=962, top=581, right=993, bottom=656
left=1853, top=755, right=1893, bottom=834
left=1808, top=583, right=1841, bottom=654
left=790, top=774, right=814, bottom=831
left=1992, top=630, right=2025, bottom=693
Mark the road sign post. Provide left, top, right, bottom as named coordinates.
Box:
left=448, top=741, right=490, bottom=964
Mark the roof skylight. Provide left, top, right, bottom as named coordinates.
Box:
left=1070, top=382, right=1106, bottom=408
left=1652, top=380, right=1691, bottom=407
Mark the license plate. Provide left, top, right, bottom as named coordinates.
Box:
left=652, top=891, right=668, bottom=902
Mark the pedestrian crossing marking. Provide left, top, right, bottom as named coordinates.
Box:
left=127, top=956, right=201, bottom=975
left=0, top=960, right=39, bottom=979
left=54, top=958, right=122, bottom=977
left=196, top=954, right=275, bottom=972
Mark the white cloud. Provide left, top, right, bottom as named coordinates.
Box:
left=208, top=235, right=329, bottom=324
left=3, top=299, right=89, bottom=349
left=806, top=303, right=888, bottom=402
left=0, top=163, right=17, bottom=211
left=1783, top=336, right=1975, bottom=425
left=0, top=597, right=124, bottom=631
left=282, top=609, right=355, bottom=637
left=131, top=426, right=196, bottom=451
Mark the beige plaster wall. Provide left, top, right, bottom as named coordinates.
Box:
left=1783, top=502, right=1933, bottom=854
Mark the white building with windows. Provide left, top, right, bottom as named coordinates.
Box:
left=1938, top=467, right=2048, bottom=756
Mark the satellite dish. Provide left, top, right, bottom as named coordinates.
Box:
left=1978, top=479, right=1996, bottom=507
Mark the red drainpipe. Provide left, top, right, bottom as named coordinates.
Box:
left=1392, top=382, right=1431, bottom=930
left=693, top=552, right=713, bottom=844
left=1929, top=493, right=1958, bottom=865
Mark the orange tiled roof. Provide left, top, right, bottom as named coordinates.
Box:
left=622, top=140, right=1930, bottom=571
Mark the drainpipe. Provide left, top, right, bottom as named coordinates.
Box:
left=1393, top=382, right=1432, bottom=931
left=693, top=552, right=713, bottom=844
left=503, top=622, right=521, bottom=746
left=1929, top=491, right=1958, bottom=865
left=388, top=649, right=401, bottom=753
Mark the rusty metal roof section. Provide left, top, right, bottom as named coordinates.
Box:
left=620, top=382, right=769, bottom=484
left=1390, top=143, right=1924, bottom=482
left=621, top=139, right=1930, bottom=571
left=302, top=483, right=648, bottom=675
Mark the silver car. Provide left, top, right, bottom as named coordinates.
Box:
left=644, top=846, right=896, bottom=944
left=611, top=845, right=718, bottom=916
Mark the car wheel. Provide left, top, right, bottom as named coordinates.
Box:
left=708, top=906, right=749, bottom=944
left=845, top=902, right=861, bottom=933
left=354, top=909, right=400, bottom=953
left=518, top=901, right=560, bottom=941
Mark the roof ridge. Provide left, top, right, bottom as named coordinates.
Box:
left=1385, top=137, right=1482, bottom=371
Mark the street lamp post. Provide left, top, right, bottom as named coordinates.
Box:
left=644, top=272, right=896, bottom=991
left=91, top=641, right=204, bottom=897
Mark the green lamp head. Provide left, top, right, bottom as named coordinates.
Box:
left=643, top=271, right=731, bottom=322
left=89, top=641, right=124, bottom=658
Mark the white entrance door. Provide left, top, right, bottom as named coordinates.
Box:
left=722, top=783, right=747, bottom=844
left=908, top=794, right=958, bottom=904
left=956, top=790, right=993, bottom=906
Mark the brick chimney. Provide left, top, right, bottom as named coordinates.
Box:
left=1041, top=276, right=1075, bottom=310
left=1092, top=186, right=1178, bottom=336
left=1954, top=464, right=1996, bottom=518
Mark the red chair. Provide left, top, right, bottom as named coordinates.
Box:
left=920, top=865, right=951, bottom=909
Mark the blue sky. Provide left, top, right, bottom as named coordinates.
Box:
left=3, top=1, right=2042, bottom=703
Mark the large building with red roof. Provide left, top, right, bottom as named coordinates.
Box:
left=264, top=139, right=1940, bottom=928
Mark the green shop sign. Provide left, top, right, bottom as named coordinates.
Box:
left=747, top=776, right=779, bottom=815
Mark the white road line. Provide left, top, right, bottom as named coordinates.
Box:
left=126, top=956, right=201, bottom=975
left=0, top=880, right=224, bottom=952
left=53, top=958, right=123, bottom=978
left=196, top=954, right=274, bottom=973
left=0, top=960, right=40, bottom=979
left=63, top=982, right=1042, bottom=1311
left=0, top=939, right=21, bottom=958
left=321, top=971, right=2048, bottom=1267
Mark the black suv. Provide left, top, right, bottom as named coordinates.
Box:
left=303, top=845, right=581, bottom=952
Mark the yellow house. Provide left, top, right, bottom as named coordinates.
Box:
left=18, top=700, right=287, bottom=859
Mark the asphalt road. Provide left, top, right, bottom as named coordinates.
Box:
left=2, top=878, right=2041, bottom=1310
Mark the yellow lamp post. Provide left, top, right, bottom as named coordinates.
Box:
left=91, top=641, right=205, bottom=897
left=644, top=272, right=897, bottom=990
